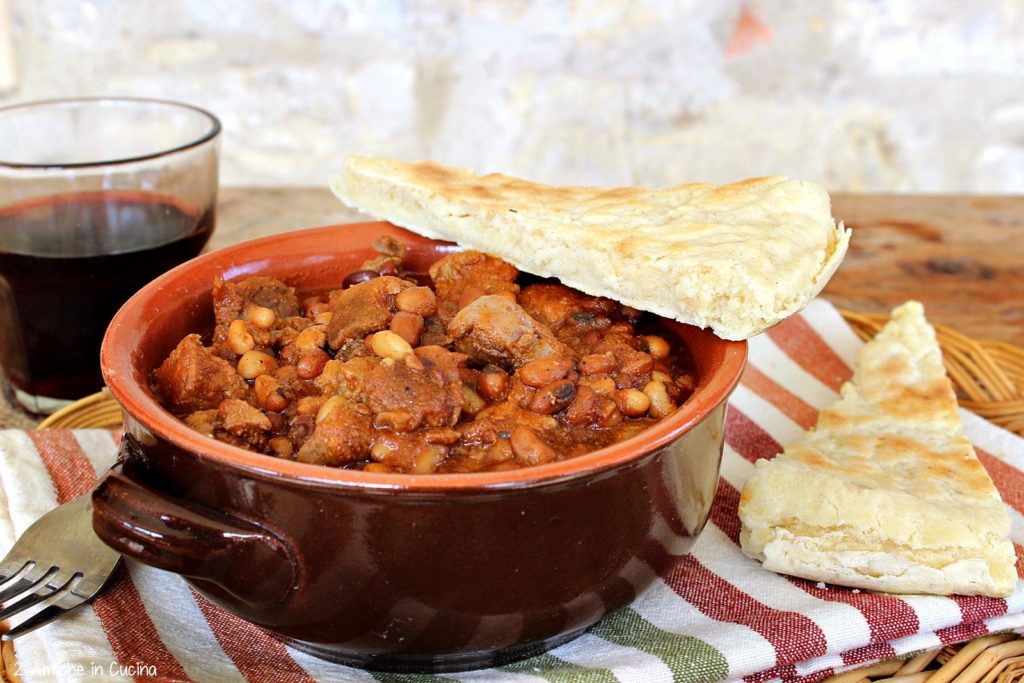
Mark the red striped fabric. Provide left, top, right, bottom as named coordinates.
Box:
left=726, top=406, right=782, bottom=463
left=709, top=478, right=743, bottom=544
left=193, top=592, right=316, bottom=683
left=28, top=430, right=96, bottom=503
left=950, top=594, right=1008, bottom=625
left=766, top=316, right=853, bottom=391
left=648, top=544, right=830, bottom=666
left=740, top=365, right=820, bottom=430
left=976, top=448, right=1024, bottom=515
left=28, top=430, right=193, bottom=683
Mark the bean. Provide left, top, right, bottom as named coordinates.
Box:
left=620, top=351, right=654, bottom=377
left=369, top=442, right=393, bottom=462
left=597, top=396, right=623, bottom=428
left=476, top=368, right=509, bottom=400
left=305, top=301, right=330, bottom=317
left=563, top=385, right=599, bottom=426
left=579, top=353, right=615, bottom=375
left=268, top=436, right=294, bottom=459
left=614, top=388, right=650, bottom=417
left=343, top=269, right=379, bottom=288
left=316, top=395, right=345, bottom=424
left=227, top=319, right=255, bottom=355
left=461, top=384, right=487, bottom=416
left=254, top=375, right=289, bottom=412
left=369, top=330, right=414, bottom=359
left=301, top=296, right=325, bottom=316
left=640, top=335, right=671, bottom=359
left=519, top=356, right=572, bottom=388
left=295, top=396, right=323, bottom=416
left=294, top=324, right=327, bottom=352
left=528, top=380, right=576, bottom=415
left=390, top=311, right=424, bottom=346
left=643, top=380, right=675, bottom=418
left=422, top=427, right=461, bottom=445
left=580, top=376, right=616, bottom=396
left=296, top=349, right=330, bottom=379
left=395, top=287, right=438, bottom=316
left=651, top=370, right=673, bottom=383
left=237, top=350, right=278, bottom=379
left=246, top=305, right=276, bottom=329
left=676, top=373, right=697, bottom=391
left=411, top=445, right=446, bottom=474
left=509, top=426, right=556, bottom=466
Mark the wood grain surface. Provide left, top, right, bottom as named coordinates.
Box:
left=215, top=188, right=1024, bottom=345
left=827, top=194, right=1023, bottom=346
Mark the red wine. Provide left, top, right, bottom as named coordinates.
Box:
left=0, top=192, right=214, bottom=405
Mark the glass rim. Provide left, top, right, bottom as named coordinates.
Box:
left=0, top=96, right=222, bottom=170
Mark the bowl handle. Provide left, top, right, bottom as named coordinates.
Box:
left=91, top=465, right=297, bottom=608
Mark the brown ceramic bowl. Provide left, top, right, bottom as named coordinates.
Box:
left=94, top=221, right=747, bottom=672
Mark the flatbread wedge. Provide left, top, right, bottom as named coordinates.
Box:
left=739, top=302, right=1016, bottom=596
left=331, top=156, right=850, bottom=340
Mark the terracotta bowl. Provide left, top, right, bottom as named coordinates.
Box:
left=94, top=222, right=747, bottom=672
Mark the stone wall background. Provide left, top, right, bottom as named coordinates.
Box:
left=2, top=0, right=1022, bottom=192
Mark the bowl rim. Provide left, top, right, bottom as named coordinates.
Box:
left=101, top=221, right=748, bottom=493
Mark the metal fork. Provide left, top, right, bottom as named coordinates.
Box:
left=0, top=493, right=121, bottom=639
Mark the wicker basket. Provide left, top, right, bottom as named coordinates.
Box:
left=4, top=311, right=1022, bottom=682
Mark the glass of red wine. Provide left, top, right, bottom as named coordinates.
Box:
left=0, top=97, right=220, bottom=415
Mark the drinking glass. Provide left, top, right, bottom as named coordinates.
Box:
left=0, top=97, right=220, bottom=415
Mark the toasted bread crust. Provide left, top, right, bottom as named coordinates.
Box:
left=331, top=157, right=850, bottom=340
left=739, top=302, right=1016, bottom=596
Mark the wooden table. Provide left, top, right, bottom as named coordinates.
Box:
left=216, top=188, right=1024, bottom=346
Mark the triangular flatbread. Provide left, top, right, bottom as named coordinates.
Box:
left=739, top=302, right=1016, bottom=596
left=331, top=156, right=849, bottom=341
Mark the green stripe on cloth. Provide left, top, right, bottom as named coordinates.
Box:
left=500, top=652, right=618, bottom=682
left=589, top=608, right=729, bottom=683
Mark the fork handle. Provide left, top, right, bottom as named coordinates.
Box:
left=92, top=468, right=297, bottom=608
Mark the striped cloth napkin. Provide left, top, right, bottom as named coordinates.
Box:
left=2, top=299, right=1022, bottom=683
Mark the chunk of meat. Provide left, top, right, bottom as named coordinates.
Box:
left=447, top=295, right=574, bottom=371
left=210, top=276, right=300, bottom=359
left=151, top=334, right=248, bottom=413
left=364, top=355, right=463, bottom=430
left=314, top=356, right=379, bottom=403
left=296, top=400, right=373, bottom=466
left=183, top=409, right=219, bottom=437
left=358, top=235, right=406, bottom=275
left=518, top=283, right=619, bottom=333
left=325, top=276, right=415, bottom=350
left=218, top=398, right=272, bottom=446
left=428, top=251, right=519, bottom=317
left=213, top=276, right=301, bottom=325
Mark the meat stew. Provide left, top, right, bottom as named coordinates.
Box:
left=151, top=237, right=698, bottom=474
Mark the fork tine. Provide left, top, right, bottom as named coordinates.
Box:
left=3, top=604, right=71, bottom=640
left=1, top=582, right=93, bottom=640
left=0, top=560, right=31, bottom=585
left=0, top=566, right=56, bottom=603
left=0, top=573, right=80, bottom=622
